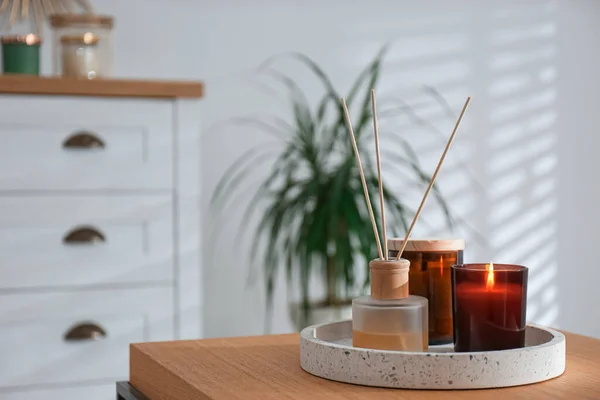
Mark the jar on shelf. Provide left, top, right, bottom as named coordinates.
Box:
left=49, top=13, right=114, bottom=78
left=1, top=34, right=41, bottom=75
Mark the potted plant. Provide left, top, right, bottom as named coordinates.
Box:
left=211, top=46, right=455, bottom=331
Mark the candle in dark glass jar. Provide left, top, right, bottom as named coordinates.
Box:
left=452, top=263, right=528, bottom=352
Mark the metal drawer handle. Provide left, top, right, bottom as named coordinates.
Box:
left=64, top=322, right=107, bottom=342
left=63, top=226, right=105, bottom=244
left=62, top=131, right=105, bottom=149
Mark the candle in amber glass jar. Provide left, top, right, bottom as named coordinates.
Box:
left=452, top=263, right=528, bottom=352
left=389, top=239, right=464, bottom=345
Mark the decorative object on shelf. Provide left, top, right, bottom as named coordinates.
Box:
left=0, top=0, right=94, bottom=33
left=211, top=46, right=461, bottom=331
left=50, top=13, right=113, bottom=78
left=60, top=32, right=100, bottom=79
left=452, top=263, right=528, bottom=352
left=300, top=320, right=566, bottom=390
left=1, top=34, right=40, bottom=74
left=388, top=238, right=465, bottom=345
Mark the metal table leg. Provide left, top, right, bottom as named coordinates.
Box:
left=116, top=381, right=149, bottom=400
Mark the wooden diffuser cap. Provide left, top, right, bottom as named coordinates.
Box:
left=388, top=238, right=465, bottom=253
left=369, top=258, right=410, bottom=300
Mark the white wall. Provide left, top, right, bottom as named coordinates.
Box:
left=555, top=3, right=600, bottom=338
left=16, top=0, right=600, bottom=338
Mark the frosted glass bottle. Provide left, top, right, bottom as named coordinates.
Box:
left=352, top=258, right=428, bottom=351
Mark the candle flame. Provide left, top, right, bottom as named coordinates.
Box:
left=486, top=262, right=495, bottom=290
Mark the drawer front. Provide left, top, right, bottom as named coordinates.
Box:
left=0, top=195, right=173, bottom=288
left=0, top=287, right=173, bottom=388
left=0, top=96, right=172, bottom=190
left=0, top=384, right=115, bottom=400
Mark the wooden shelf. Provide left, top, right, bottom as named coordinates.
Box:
left=0, top=75, right=204, bottom=98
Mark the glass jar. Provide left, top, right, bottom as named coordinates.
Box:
left=50, top=13, right=113, bottom=78
left=1, top=34, right=41, bottom=75
left=388, top=238, right=465, bottom=345
left=60, top=33, right=101, bottom=79
left=452, top=263, right=527, bottom=352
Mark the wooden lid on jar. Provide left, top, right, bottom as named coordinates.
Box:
left=369, top=258, right=410, bottom=300
left=60, top=33, right=99, bottom=45
left=50, top=13, right=113, bottom=29
left=1, top=34, right=41, bottom=45
left=388, top=238, right=465, bottom=253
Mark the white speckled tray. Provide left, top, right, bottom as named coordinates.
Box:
left=300, top=320, right=565, bottom=390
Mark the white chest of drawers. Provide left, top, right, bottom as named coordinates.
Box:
left=0, top=76, right=203, bottom=400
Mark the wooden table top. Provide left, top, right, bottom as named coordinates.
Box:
left=129, top=331, right=600, bottom=399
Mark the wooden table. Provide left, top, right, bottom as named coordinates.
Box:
left=125, top=332, right=600, bottom=399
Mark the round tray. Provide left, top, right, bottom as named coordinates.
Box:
left=300, top=320, right=565, bottom=390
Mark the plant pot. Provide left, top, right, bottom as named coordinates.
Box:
left=288, top=300, right=353, bottom=332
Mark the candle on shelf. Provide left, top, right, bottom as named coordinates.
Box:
left=1, top=34, right=41, bottom=75
left=50, top=14, right=114, bottom=78
left=452, top=263, right=528, bottom=352
left=60, top=33, right=101, bottom=79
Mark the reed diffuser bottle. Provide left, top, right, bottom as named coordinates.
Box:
left=342, top=90, right=470, bottom=353
left=352, top=258, right=428, bottom=351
